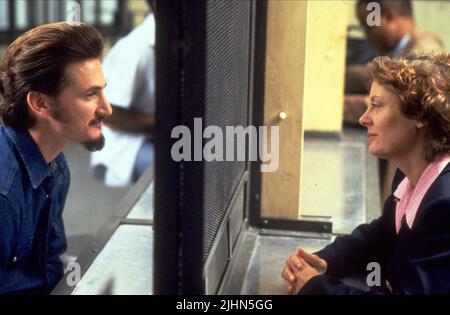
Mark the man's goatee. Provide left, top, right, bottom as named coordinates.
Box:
left=82, top=134, right=105, bottom=152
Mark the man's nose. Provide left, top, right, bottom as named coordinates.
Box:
left=99, top=91, right=112, bottom=117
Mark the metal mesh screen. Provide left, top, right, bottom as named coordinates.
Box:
left=202, top=0, right=252, bottom=261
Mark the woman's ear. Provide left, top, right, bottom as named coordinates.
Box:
left=415, top=121, right=426, bottom=129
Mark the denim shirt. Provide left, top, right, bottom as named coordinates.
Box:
left=0, top=125, right=70, bottom=294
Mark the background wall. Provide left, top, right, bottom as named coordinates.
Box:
left=413, top=0, right=449, bottom=50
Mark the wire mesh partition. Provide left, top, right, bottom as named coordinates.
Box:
left=154, top=0, right=264, bottom=294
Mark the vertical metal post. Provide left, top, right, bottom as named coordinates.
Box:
left=8, top=0, right=16, bottom=31
left=94, top=0, right=100, bottom=25
left=27, top=0, right=35, bottom=27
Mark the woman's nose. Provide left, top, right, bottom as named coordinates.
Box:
left=359, top=108, right=371, bottom=127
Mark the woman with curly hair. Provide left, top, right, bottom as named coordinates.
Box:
left=282, top=53, right=450, bottom=294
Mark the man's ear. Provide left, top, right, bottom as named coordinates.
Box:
left=27, top=91, right=51, bottom=118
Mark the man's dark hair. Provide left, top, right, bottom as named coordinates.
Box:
left=357, top=0, right=413, bottom=18
left=0, top=22, right=103, bottom=130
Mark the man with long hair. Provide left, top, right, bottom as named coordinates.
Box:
left=0, top=22, right=112, bottom=294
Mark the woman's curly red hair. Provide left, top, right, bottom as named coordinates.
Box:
left=369, top=53, right=450, bottom=162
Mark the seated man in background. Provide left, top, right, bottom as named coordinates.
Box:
left=0, top=22, right=111, bottom=294
left=344, top=0, right=444, bottom=124
left=91, top=0, right=156, bottom=187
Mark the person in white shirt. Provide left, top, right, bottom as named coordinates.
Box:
left=91, top=2, right=155, bottom=187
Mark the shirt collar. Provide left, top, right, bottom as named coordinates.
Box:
left=393, top=175, right=412, bottom=202
left=391, top=33, right=412, bottom=59
left=394, top=155, right=450, bottom=201
left=393, top=154, right=450, bottom=231
left=5, top=127, right=64, bottom=189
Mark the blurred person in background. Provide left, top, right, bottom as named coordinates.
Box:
left=91, top=0, right=156, bottom=187
left=344, top=0, right=444, bottom=124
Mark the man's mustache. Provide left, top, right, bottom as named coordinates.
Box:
left=89, top=114, right=107, bottom=126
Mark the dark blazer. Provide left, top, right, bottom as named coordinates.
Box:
left=300, top=164, right=450, bottom=295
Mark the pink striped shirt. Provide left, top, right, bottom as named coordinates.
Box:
left=393, top=154, right=450, bottom=234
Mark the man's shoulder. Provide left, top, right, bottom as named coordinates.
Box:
left=404, top=29, right=444, bottom=56
left=103, top=14, right=154, bottom=66
left=119, top=13, right=155, bottom=47
left=0, top=126, right=20, bottom=196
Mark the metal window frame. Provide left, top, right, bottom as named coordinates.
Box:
left=0, top=0, right=130, bottom=44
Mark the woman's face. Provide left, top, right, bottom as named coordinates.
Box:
left=359, top=81, right=422, bottom=160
